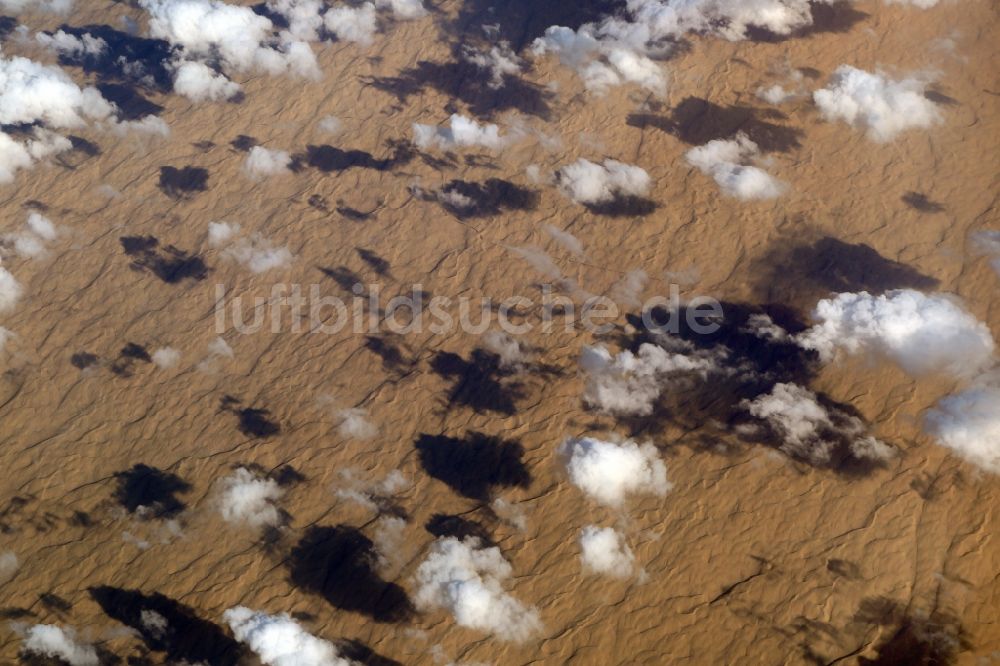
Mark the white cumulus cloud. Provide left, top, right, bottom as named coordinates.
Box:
left=797, top=290, right=995, bottom=378
left=557, top=158, right=651, bottom=205
left=813, top=66, right=940, bottom=141
left=218, top=467, right=285, bottom=528
left=414, top=537, right=543, bottom=643
left=19, top=625, right=98, bottom=666
left=413, top=114, right=506, bottom=151
left=560, top=436, right=670, bottom=507
left=579, top=526, right=637, bottom=578
left=686, top=133, right=785, bottom=200
left=244, top=146, right=293, bottom=179
left=225, top=606, right=355, bottom=666
left=925, top=375, right=1000, bottom=474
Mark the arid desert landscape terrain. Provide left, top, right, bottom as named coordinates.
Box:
left=0, top=0, right=998, bottom=664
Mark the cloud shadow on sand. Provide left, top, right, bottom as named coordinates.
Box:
left=430, top=349, right=526, bottom=415
left=120, top=235, right=209, bottom=284
left=89, top=586, right=245, bottom=666
left=628, top=97, right=804, bottom=152
left=287, top=525, right=414, bottom=623
left=749, top=235, right=940, bottom=308
left=414, top=432, right=531, bottom=502
left=112, top=464, right=191, bottom=519
left=609, top=302, right=891, bottom=477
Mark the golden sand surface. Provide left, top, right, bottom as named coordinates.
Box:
left=0, top=0, right=997, bottom=664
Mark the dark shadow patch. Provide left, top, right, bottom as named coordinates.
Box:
left=414, top=432, right=530, bottom=501
left=450, top=0, right=625, bottom=52
left=120, top=235, right=209, bottom=284
left=425, top=513, right=496, bottom=548
left=158, top=166, right=209, bottom=199
left=38, top=593, right=72, bottom=613
left=230, top=135, right=258, bottom=152
left=70, top=511, right=93, bottom=527
left=272, top=464, right=306, bottom=486
left=855, top=597, right=970, bottom=665
left=364, top=335, right=411, bottom=370
left=364, top=59, right=553, bottom=120
left=628, top=96, right=803, bottom=152
left=307, top=194, right=328, bottom=211
left=584, top=194, right=658, bottom=218
left=0, top=16, right=16, bottom=40
left=434, top=179, right=539, bottom=218
left=0, top=607, right=34, bottom=620
left=110, top=343, right=152, bottom=377
left=299, top=140, right=413, bottom=173
left=430, top=349, right=526, bottom=415
left=192, top=140, right=215, bottom=152
left=750, top=235, right=939, bottom=307
left=902, top=191, right=945, bottom=213
left=335, top=639, right=403, bottom=666
left=287, top=525, right=414, bottom=623
left=357, top=248, right=391, bottom=276
left=71, top=352, right=99, bottom=369
left=614, top=302, right=889, bottom=477
left=924, top=90, right=958, bottom=106
left=113, top=464, right=191, bottom=518
left=826, top=559, right=861, bottom=579
left=89, top=586, right=244, bottom=666
left=97, top=83, right=164, bottom=120
left=746, top=2, right=868, bottom=42
left=53, top=24, right=174, bottom=92
left=319, top=266, right=362, bottom=293
left=220, top=395, right=281, bottom=438
left=54, top=136, right=101, bottom=169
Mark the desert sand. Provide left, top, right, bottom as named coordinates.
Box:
left=0, top=0, right=998, bottom=664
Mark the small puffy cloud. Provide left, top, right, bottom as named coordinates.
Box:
left=142, top=0, right=320, bottom=79
left=112, top=115, right=171, bottom=137
left=813, top=66, right=940, bottom=141
left=336, top=407, right=377, bottom=439
left=35, top=30, right=108, bottom=56
left=218, top=467, right=285, bottom=528
left=324, top=2, right=377, bottom=45
left=243, top=146, right=292, bottom=179
left=559, top=436, right=670, bottom=507
left=609, top=268, right=648, bottom=308
left=317, top=115, right=342, bottom=134
left=557, top=158, right=651, bottom=205
left=208, top=220, right=239, bottom=246
left=151, top=346, right=181, bottom=369
left=743, top=383, right=894, bottom=466
left=0, top=264, right=24, bottom=313
left=544, top=224, right=583, bottom=257
left=579, top=526, right=637, bottom=578
left=0, top=55, right=113, bottom=128
left=532, top=28, right=665, bottom=95
left=885, top=0, right=940, bottom=7
left=0, top=550, right=17, bottom=583
left=797, top=290, right=995, bottom=378
left=413, top=114, right=505, bottom=151
left=481, top=331, right=530, bottom=369
left=209, top=222, right=292, bottom=273
left=757, top=83, right=796, bottom=104
left=971, top=230, right=1000, bottom=277
left=461, top=42, right=521, bottom=88
left=925, top=375, right=1000, bottom=473
left=0, top=0, right=72, bottom=12
left=19, top=625, right=98, bottom=666
left=580, top=342, right=724, bottom=416
left=3, top=212, right=58, bottom=258
left=414, top=537, right=543, bottom=642
left=208, top=336, right=234, bottom=358
left=266, top=0, right=325, bottom=40
left=172, top=61, right=242, bottom=102
left=225, top=606, right=355, bottom=666
left=686, top=133, right=785, bottom=200
left=375, top=0, right=426, bottom=19
left=335, top=469, right=408, bottom=513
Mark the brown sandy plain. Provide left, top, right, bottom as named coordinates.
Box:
left=0, top=0, right=998, bottom=664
